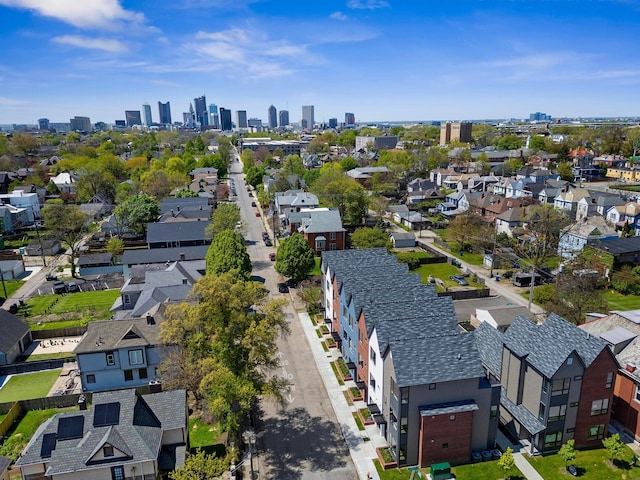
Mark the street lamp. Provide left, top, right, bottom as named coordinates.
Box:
left=242, top=429, right=256, bottom=480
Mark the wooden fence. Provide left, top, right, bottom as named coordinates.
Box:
left=31, top=327, right=87, bottom=340
left=0, top=402, right=22, bottom=436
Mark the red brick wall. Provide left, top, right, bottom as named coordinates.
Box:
left=356, top=310, right=369, bottom=386
left=613, top=371, right=640, bottom=440
left=574, top=349, right=618, bottom=448
left=305, top=231, right=345, bottom=254
left=418, top=410, right=473, bottom=467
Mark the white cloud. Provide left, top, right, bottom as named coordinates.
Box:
left=346, top=0, right=389, bottom=9
left=0, top=0, right=145, bottom=29
left=0, top=96, right=28, bottom=105
left=330, top=11, right=348, bottom=20
left=52, top=35, right=128, bottom=53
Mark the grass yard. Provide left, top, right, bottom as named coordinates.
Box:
left=375, top=458, right=525, bottom=480
left=604, top=290, right=640, bottom=311
left=24, top=289, right=120, bottom=319
left=189, top=417, right=222, bottom=448
left=25, top=352, right=75, bottom=362
left=0, top=369, right=61, bottom=402
left=0, top=408, right=63, bottom=460
left=352, top=412, right=365, bottom=431
left=1, top=280, right=24, bottom=299
left=414, top=263, right=484, bottom=289
left=310, top=257, right=322, bottom=276
left=528, top=445, right=639, bottom=480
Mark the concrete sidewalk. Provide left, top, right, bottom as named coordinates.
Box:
left=496, top=430, right=544, bottom=480
left=297, top=310, right=384, bottom=480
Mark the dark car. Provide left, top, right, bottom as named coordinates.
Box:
left=255, top=212, right=260, bottom=217
left=285, top=278, right=297, bottom=288
left=264, top=238, right=272, bottom=247
left=67, top=281, right=80, bottom=293
left=449, top=274, right=469, bottom=286
left=251, top=201, right=256, bottom=207
left=269, top=253, right=276, bottom=261
left=53, top=280, right=67, bottom=294
left=45, top=273, right=57, bottom=281
left=277, top=283, right=289, bottom=293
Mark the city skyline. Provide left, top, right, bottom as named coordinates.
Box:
left=1, top=1, right=640, bottom=124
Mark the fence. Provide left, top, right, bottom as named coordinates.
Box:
left=31, top=327, right=87, bottom=340
left=0, top=402, right=22, bottom=436
left=0, top=358, right=75, bottom=376
left=438, top=288, right=491, bottom=301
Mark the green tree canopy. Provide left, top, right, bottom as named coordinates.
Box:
left=169, top=449, right=227, bottom=480
left=206, top=203, right=241, bottom=238
left=113, top=193, right=160, bottom=235
left=339, top=157, right=359, bottom=172
left=602, top=433, right=625, bottom=461
left=350, top=227, right=391, bottom=250
left=245, top=166, right=266, bottom=189
left=310, top=164, right=369, bottom=224
left=558, top=439, right=577, bottom=468
left=200, top=153, right=227, bottom=177
left=42, top=204, right=88, bottom=277
left=497, top=446, right=516, bottom=480
left=496, top=134, right=523, bottom=150
left=274, top=233, right=315, bottom=282
left=175, top=188, right=199, bottom=198
left=557, top=161, right=574, bottom=181
left=206, top=230, right=252, bottom=279
left=281, top=154, right=305, bottom=176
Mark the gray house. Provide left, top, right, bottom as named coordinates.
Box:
left=76, top=317, right=166, bottom=392
left=0, top=310, right=32, bottom=365
left=15, top=388, right=188, bottom=480
left=121, top=245, right=208, bottom=279
left=146, top=221, right=211, bottom=249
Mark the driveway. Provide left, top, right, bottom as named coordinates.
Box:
left=229, top=160, right=357, bottom=480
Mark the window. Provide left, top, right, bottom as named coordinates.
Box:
left=574, top=375, right=583, bottom=381
left=343, top=330, right=347, bottom=340
left=358, top=329, right=364, bottom=344
left=123, top=294, right=130, bottom=305
left=330, top=243, right=336, bottom=250
left=587, top=424, right=605, bottom=440
left=429, top=383, right=436, bottom=390
left=111, top=466, right=125, bottom=480
left=86, top=374, right=96, bottom=384
left=124, top=370, right=133, bottom=381
left=538, top=403, right=546, bottom=421
left=348, top=315, right=354, bottom=327
left=567, top=428, right=575, bottom=433
left=490, top=405, right=498, bottom=421
left=544, top=431, right=562, bottom=448
left=567, top=358, right=573, bottom=365
left=400, top=417, right=408, bottom=434
left=138, top=368, right=148, bottom=379
left=401, top=388, right=409, bottom=405
left=106, top=352, right=115, bottom=366
left=551, top=378, right=570, bottom=396
left=103, top=446, right=114, bottom=457
left=542, top=379, right=549, bottom=395
left=128, top=349, right=144, bottom=365
left=548, top=405, right=567, bottom=422
left=449, top=415, right=456, bottom=421
left=369, top=374, right=376, bottom=390
left=570, top=402, right=579, bottom=408
left=636, top=385, right=640, bottom=402
left=442, top=443, right=448, bottom=449
left=591, top=398, right=609, bottom=416
left=330, top=232, right=336, bottom=240
left=390, top=377, right=399, bottom=399
left=606, top=371, right=614, bottom=389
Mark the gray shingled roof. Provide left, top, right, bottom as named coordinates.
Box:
left=299, top=209, right=345, bottom=234
left=500, top=388, right=546, bottom=435
left=389, top=333, right=485, bottom=387
left=159, top=197, right=209, bottom=214
left=0, top=455, right=10, bottom=474
left=0, top=309, right=30, bottom=354
left=16, top=389, right=186, bottom=475
left=320, top=247, right=389, bottom=274
left=75, top=318, right=164, bottom=354
left=504, top=313, right=609, bottom=379
left=474, top=322, right=504, bottom=378
left=419, top=399, right=479, bottom=416
left=146, top=221, right=210, bottom=244
left=123, top=246, right=209, bottom=265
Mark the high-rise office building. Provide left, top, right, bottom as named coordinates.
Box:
left=158, top=101, right=172, bottom=124
left=301, top=105, right=314, bottom=129
left=439, top=122, right=472, bottom=145
left=70, top=116, right=92, bottom=132
left=268, top=105, right=277, bottom=129
left=529, top=112, right=551, bottom=122
left=115, top=120, right=126, bottom=127
left=38, top=118, right=49, bottom=130
left=345, top=112, right=355, bottom=125
left=236, top=110, right=248, bottom=129
left=209, top=104, right=219, bottom=129
left=194, top=95, right=208, bottom=126
left=125, top=110, right=142, bottom=127
left=142, top=103, right=153, bottom=126
left=329, top=118, right=338, bottom=129
left=219, top=108, right=232, bottom=131
left=279, top=110, right=289, bottom=127
left=248, top=118, right=263, bottom=129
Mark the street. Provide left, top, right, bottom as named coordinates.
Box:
left=229, top=157, right=357, bottom=479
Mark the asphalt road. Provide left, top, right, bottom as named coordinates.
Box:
left=229, top=159, right=357, bottom=480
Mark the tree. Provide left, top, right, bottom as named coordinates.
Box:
left=603, top=433, right=625, bottom=462
left=158, top=272, right=289, bottom=435
left=169, top=449, right=227, bottom=480
left=350, top=227, right=391, bottom=250
left=517, top=205, right=572, bottom=310
left=310, top=164, right=368, bottom=224
left=200, top=153, right=227, bottom=177
left=206, top=230, right=252, bottom=279
left=281, top=154, right=305, bottom=176
left=106, top=237, right=124, bottom=258
left=75, top=162, right=116, bottom=203
left=10, top=132, right=40, bottom=156
left=206, top=203, right=240, bottom=238
left=245, top=166, right=265, bottom=189
left=558, top=439, right=577, bottom=468
left=496, top=134, right=523, bottom=150
left=113, top=193, right=160, bottom=235
left=447, top=210, right=492, bottom=254
left=306, top=137, right=329, bottom=154
left=42, top=204, right=88, bottom=277
left=175, top=188, right=199, bottom=198
left=529, top=135, right=547, bottom=151
left=340, top=157, right=359, bottom=172
left=274, top=233, right=315, bottom=282
left=497, top=447, right=516, bottom=480
left=557, top=161, right=574, bottom=181
left=623, top=127, right=640, bottom=158
left=541, top=271, right=608, bottom=324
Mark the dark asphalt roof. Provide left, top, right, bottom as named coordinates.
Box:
left=75, top=318, right=163, bottom=354
left=0, top=309, right=30, bottom=354
left=419, top=399, right=479, bottom=416
left=123, top=245, right=209, bottom=265
left=474, top=322, right=504, bottom=378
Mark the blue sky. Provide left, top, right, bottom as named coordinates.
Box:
left=1, top=0, right=640, bottom=125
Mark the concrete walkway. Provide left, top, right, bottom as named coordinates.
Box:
left=496, top=430, right=544, bottom=480
left=297, top=310, right=384, bottom=480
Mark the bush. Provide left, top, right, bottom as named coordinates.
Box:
left=502, top=270, right=514, bottom=279
left=396, top=251, right=430, bottom=270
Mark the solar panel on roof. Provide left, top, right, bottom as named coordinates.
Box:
left=40, top=433, right=57, bottom=457
left=57, top=416, right=84, bottom=440
left=93, top=402, right=121, bottom=427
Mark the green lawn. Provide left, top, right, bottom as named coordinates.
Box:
left=352, top=412, right=365, bottom=431
left=23, top=289, right=120, bottom=318
left=0, top=408, right=66, bottom=460
left=375, top=458, right=525, bottom=480
left=604, top=290, right=640, bottom=311
left=528, top=445, right=639, bottom=480
left=0, top=369, right=61, bottom=402
left=25, top=352, right=75, bottom=362
left=310, top=257, right=322, bottom=276
left=189, top=417, right=222, bottom=448
left=0, top=280, right=24, bottom=299
left=414, top=263, right=483, bottom=289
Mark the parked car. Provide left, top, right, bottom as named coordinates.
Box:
left=269, top=253, right=276, bottom=261
left=285, top=279, right=297, bottom=288
left=67, top=281, right=80, bottom=293
left=251, top=201, right=256, bottom=207
left=45, top=273, right=57, bottom=281
left=264, top=238, right=272, bottom=247
left=53, top=280, right=67, bottom=294
left=255, top=212, right=261, bottom=217
left=262, top=231, right=269, bottom=239
left=449, top=274, right=469, bottom=286
left=277, top=283, right=289, bottom=293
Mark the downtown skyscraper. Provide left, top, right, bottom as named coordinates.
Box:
left=268, top=105, right=277, bottom=129
left=142, top=103, right=153, bottom=126
left=194, top=95, right=208, bottom=126
left=301, top=105, right=314, bottom=129
left=158, top=101, right=172, bottom=124
left=279, top=110, right=289, bottom=127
